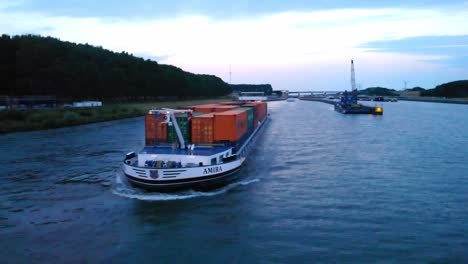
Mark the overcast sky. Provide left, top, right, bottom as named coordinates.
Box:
left=2, top=0, right=468, bottom=91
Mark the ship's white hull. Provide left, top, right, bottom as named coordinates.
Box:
left=122, top=158, right=245, bottom=191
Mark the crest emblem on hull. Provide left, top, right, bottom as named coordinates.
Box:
left=150, top=170, right=159, bottom=179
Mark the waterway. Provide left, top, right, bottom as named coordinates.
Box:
left=0, top=100, right=467, bottom=262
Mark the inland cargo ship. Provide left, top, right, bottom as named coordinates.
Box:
left=335, top=60, right=383, bottom=115
left=122, top=101, right=268, bottom=191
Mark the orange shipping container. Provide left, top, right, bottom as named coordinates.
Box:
left=243, top=101, right=267, bottom=127
left=193, top=104, right=221, bottom=113
left=145, top=113, right=167, bottom=145
left=252, top=102, right=267, bottom=116
left=240, top=104, right=258, bottom=129
left=213, top=110, right=248, bottom=142
left=217, top=101, right=244, bottom=106
left=242, top=103, right=260, bottom=128
left=212, top=105, right=238, bottom=112
left=191, top=113, right=214, bottom=144
left=258, top=102, right=267, bottom=120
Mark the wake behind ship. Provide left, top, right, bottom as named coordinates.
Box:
left=122, top=101, right=268, bottom=191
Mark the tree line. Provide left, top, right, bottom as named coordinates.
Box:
left=420, top=80, right=468, bottom=97
left=357, top=81, right=468, bottom=98
left=0, top=34, right=232, bottom=100
left=358, top=87, right=398, bottom=96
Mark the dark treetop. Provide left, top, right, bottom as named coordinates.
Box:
left=421, top=80, right=468, bottom=98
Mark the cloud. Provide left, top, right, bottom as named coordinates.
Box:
left=362, top=35, right=468, bottom=53
left=2, top=4, right=468, bottom=89
left=361, top=35, right=468, bottom=69
left=0, top=0, right=26, bottom=9
left=7, top=0, right=468, bottom=19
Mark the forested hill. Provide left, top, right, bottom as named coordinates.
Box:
left=358, top=87, right=398, bottom=96
left=421, top=80, right=468, bottom=97
left=0, top=34, right=231, bottom=100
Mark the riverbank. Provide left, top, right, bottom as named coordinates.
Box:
left=398, top=97, right=468, bottom=104
left=0, top=98, right=228, bottom=134
left=299, top=96, right=468, bottom=105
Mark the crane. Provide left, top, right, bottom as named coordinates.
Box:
left=351, top=59, right=357, bottom=92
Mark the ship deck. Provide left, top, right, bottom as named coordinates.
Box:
left=139, top=144, right=232, bottom=156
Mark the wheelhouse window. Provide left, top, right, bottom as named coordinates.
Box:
left=210, top=158, right=217, bottom=165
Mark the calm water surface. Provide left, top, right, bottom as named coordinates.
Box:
left=0, top=100, right=467, bottom=263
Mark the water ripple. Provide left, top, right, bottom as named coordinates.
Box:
left=0, top=101, right=467, bottom=262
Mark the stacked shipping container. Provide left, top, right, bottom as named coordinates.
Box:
left=167, top=113, right=190, bottom=144
left=235, top=107, right=254, bottom=132
left=145, top=113, right=167, bottom=145
left=145, top=102, right=266, bottom=146
left=191, top=113, right=214, bottom=144
left=241, top=101, right=267, bottom=128
left=193, top=104, right=240, bottom=113
left=212, top=105, right=238, bottom=112
left=213, top=110, right=248, bottom=142
left=193, top=104, right=219, bottom=113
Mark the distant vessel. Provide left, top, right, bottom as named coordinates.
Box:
left=287, top=98, right=295, bottom=102
left=122, top=102, right=268, bottom=191
left=334, top=91, right=383, bottom=114
left=334, top=60, right=383, bottom=115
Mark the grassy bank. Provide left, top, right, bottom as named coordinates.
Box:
left=398, top=97, right=468, bottom=105
left=0, top=98, right=228, bottom=134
